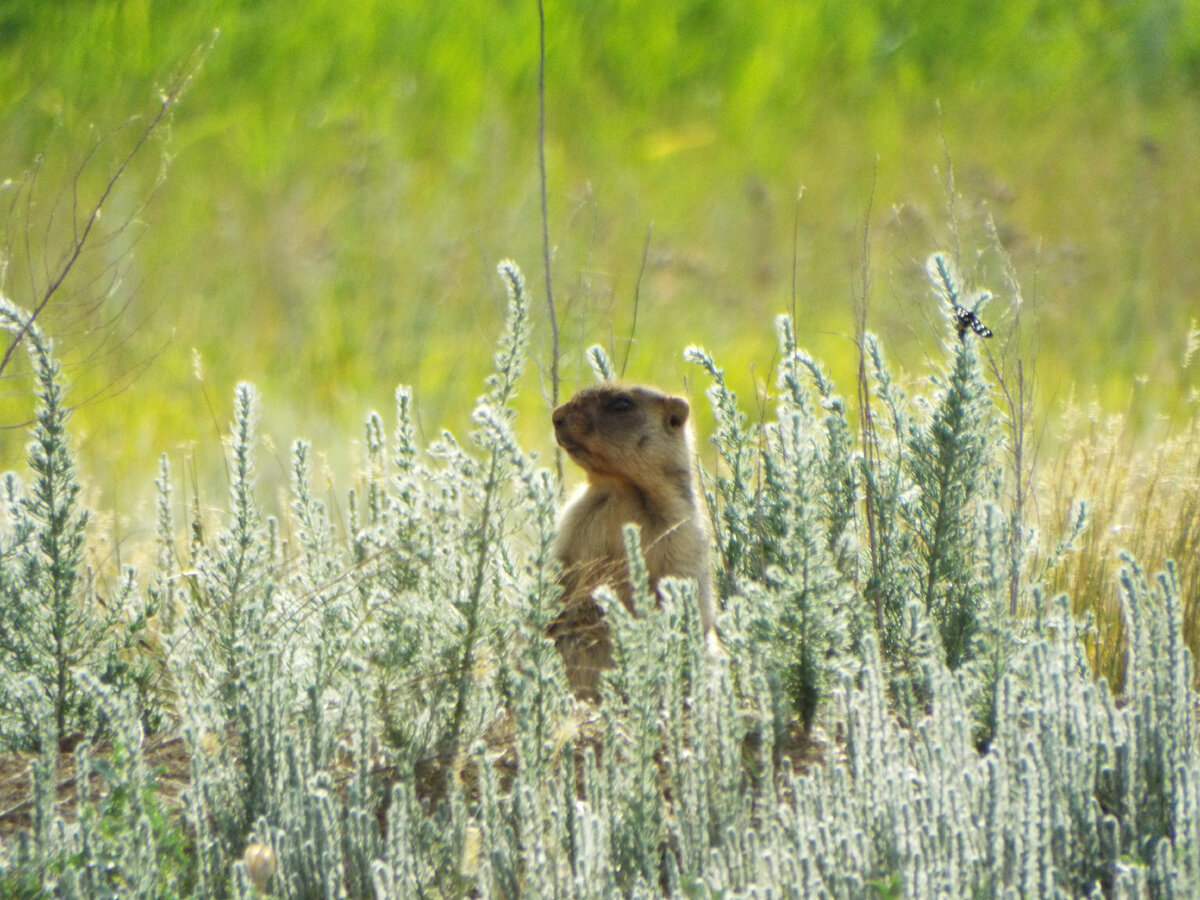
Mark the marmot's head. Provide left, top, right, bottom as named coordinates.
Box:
left=552, top=384, right=691, bottom=484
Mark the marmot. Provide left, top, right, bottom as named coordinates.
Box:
left=549, top=383, right=715, bottom=697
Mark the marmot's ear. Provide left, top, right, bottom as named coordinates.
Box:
left=664, top=396, right=690, bottom=429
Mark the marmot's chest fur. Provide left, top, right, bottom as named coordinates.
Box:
left=550, top=383, right=714, bottom=695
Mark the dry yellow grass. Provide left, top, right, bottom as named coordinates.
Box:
left=1040, top=395, right=1200, bottom=688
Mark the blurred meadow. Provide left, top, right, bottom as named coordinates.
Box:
left=0, top=0, right=1198, bottom=527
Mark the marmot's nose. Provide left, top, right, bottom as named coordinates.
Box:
left=552, top=405, right=567, bottom=427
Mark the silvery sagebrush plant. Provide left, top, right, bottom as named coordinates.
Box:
left=681, top=253, right=1023, bottom=733
left=351, top=259, right=539, bottom=768
left=905, top=252, right=1001, bottom=671
left=273, top=253, right=1200, bottom=899
left=857, top=330, right=919, bottom=660
left=4, top=674, right=190, bottom=899
left=162, top=378, right=351, bottom=888
left=363, top=258, right=566, bottom=896
left=3, top=253, right=1199, bottom=900
left=0, top=292, right=152, bottom=752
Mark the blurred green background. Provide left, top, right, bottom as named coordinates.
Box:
left=0, top=0, right=1198, bottom=522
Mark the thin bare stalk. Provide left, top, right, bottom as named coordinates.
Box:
left=790, top=187, right=805, bottom=330
left=620, top=223, right=653, bottom=378
left=536, top=0, right=561, bottom=486
left=855, top=165, right=881, bottom=633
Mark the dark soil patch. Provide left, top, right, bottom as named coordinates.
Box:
left=0, top=735, right=190, bottom=841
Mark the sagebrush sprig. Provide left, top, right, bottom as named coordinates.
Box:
left=906, top=255, right=1001, bottom=668
left=586, top=343, right=616, bottom=382
left=858, top=333, right=919, bottom=654
left=684, top=344, right=760, bottom=594
left=0, top=295, right=144, bottom=750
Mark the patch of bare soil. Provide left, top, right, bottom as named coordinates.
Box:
left=0, top=735, right=190, bottom=842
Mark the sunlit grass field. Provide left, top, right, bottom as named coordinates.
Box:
left=1, top=1, right=1198, bottom=503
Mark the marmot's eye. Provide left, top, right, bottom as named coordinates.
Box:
left=606, top=395, right=635, bottom=413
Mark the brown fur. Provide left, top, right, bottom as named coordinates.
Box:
left=549, top=383, right=715, bottom=697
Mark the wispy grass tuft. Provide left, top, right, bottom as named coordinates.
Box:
left=1040, top=397, right=1200, bottom=688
